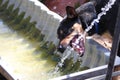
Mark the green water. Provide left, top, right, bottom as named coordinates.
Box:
left=0, top=19, right=60, bottom=80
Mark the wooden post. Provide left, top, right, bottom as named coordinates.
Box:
left=105, top=2, right=120, bottom=80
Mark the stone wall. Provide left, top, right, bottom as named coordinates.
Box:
left=3, top=0, right=62, bottom=46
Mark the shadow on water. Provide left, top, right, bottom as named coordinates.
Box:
left=0, top=1, right=88, bottom=79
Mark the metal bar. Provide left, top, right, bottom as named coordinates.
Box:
left=51, top=65, right=108, bottom=80
left=51, top=65, right=120, bottom=80
left=105, top=2, right=120, bottom=80
left=86, top=70, right=120, bottom=80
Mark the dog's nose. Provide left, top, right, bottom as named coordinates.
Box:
left=57, top=45, right=66, bottom=53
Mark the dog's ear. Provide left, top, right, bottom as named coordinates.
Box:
left=66, top=6, right=77, bottom=18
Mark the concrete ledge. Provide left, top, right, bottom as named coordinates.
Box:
left=51, top=65, right=120, bottom=80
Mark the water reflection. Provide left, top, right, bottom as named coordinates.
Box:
left=0, top=19, right=60, bottom=80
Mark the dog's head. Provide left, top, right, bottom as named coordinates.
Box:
left=57, top=6, right=85, bottom=53
left=57, top=5, right=97, bottom=54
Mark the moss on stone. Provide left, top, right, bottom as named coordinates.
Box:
left=4, top=4, right=14, bottom=15
left=0, top=0, right=9, bottom=12
left=8, top=8, right=19, bottom=25
left=47, top=42, right=56, bottom=54
left=60, top=59, right=89, bottom=75
left=0, top=2, right=45, bottom=44
left=13, top=12, right=25, bottom=24
left=9, top=8, right=19, bottom=19
left=15, top=16, right=31, bottom=31
left=0, top=0, right=3, bottom=6
left=2, top=4, right=14, bottom=21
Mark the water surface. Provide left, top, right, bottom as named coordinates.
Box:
left=0, top=19, right=60, bottom=80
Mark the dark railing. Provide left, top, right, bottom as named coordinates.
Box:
left=105, top=1, right=120, bottom=80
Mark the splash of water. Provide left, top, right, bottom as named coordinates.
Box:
left=53, top=46, right=73, bottom=73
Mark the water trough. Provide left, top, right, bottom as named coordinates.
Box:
left=0, top=0, right=120, bottom=79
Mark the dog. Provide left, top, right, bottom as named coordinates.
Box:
left=57, top=0, right=120, bottom=56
